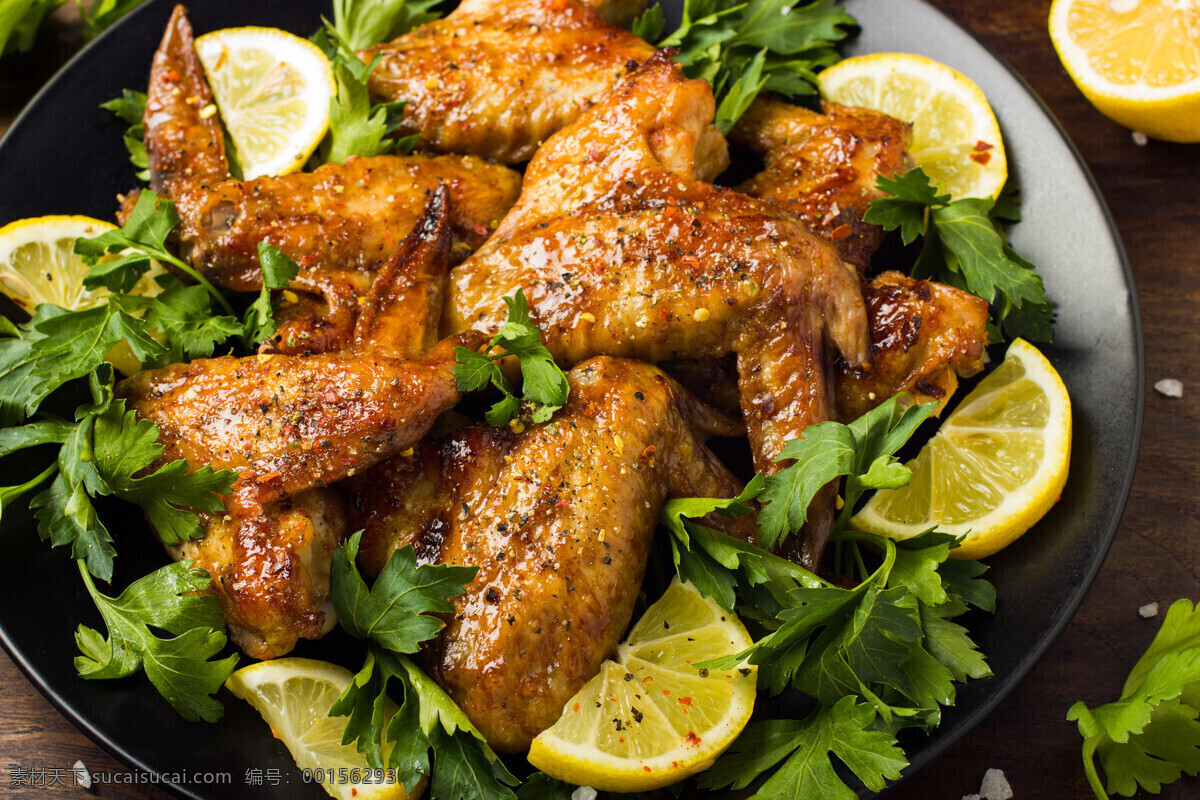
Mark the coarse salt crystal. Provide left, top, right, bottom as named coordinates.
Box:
left=980, top=768, right=1013, bottom=800
left=1140, top=602, right=1159, bottom=618
left=1132, top=130, right=1148, bottom=146
left=1155, top=378, right=1183, bottom=398
left=73, top=760, right=91, bottom=789
left=571, top=788, right=598, bottom=800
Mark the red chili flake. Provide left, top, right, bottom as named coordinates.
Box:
left=662, top=689, right=670, bottom=696
left=164, top=69, right=180, bottom=83
left=679, top=696, right=692, bottom=706
left=830, top=224, right=853, bottom=240
left=573, top=703, right=580, bottom=712
left=642, top=767, right=651, bottom=773
left=618, top=737, right=625, bottom=743
left=974, top=140, right=994, bottom=151
left=556, top=500, right=570, bottom=507
left=685, top=731, right=702, bottom=747
left=474, top=224, right=489, bottom=236
left=970, top=151, right=993, bottom=165
left=256, top=471, right=281, bottom=484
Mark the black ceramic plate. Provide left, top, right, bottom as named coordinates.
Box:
left=0, top=0, right=1141, bottom=797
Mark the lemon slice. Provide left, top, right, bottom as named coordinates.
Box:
left=852, top=339, right=1072, bottom=560
left=528, top=578, right=757, bottom=792
left=194, top=27, right=335, bottom=180
left=1049, top=0, right=1200, bottom=142
left=0, top=215, right=164, bottom=375
left=225, top=658, right=419, bottom=800
left=819, top=52, right=1008, bottom=200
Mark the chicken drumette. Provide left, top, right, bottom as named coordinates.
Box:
left=361, top=0, right=656, bottom=163
left=347, top=356, right=752, bottom=752
left=141, top=6, right=521, bottom=354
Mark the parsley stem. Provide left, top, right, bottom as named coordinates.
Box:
left=1, top=462, right=58, bottom=504
left=158, top=252, right=235, bottom=316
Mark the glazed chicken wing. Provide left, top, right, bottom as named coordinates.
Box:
left=347, top=356, right=752, bottom=752
left=119, top=193, right=482, bottom=659
left=142, top=7, right=520, bottom=354
left=446, top=53, right=870, bottom=487
left=361, top=0, right=656, bottom=164
left=730, top=97, right=988, bottom=420
left=731, top=97, right=912, bottom=271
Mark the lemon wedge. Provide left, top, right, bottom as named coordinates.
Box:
left=225, top=658, right=419, bottom=800
left=1049, top=0, right=1200, bottom=142
left=194, top=27, right=335, bottom=180
left=819, top=52, right=1008, bottom=200
left=527, top=578, right=757, bottom=793
left=0, top=215, right=164, bottom=375
left=852, top=339, right=1072, bottom=560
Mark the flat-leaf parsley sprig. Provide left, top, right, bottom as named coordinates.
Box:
left=329, top=532, right=520, bottom=799
left=1068, top=599, right=1200, bottom=799
left=864, top=167, right=1055, bottom=342
left=657, top=395, right=995, bottom=798
left=635, top=0, right=858, bottom=132
left=454, top=289, right=571, bottom=426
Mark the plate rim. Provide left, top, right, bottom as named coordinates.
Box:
left=0, top=0, right=1144, bottom=796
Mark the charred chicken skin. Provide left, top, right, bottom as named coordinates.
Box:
left=119, top=193, right=483, bottom=659
left=141, top=6, right=521, bottom=354
left=347, top=356, right=752, bottom=752
left=446, top=53, right=870, bottom=487
left=360, top=0, right=656, bottom=164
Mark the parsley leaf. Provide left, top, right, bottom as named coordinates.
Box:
left=757, top=395, right=935, bottom=550
left=100, top=89, right=149, bottom=181
left=74, top=190, right=234, bottom=316
left=74, top=559, right=238, bottom=722
left=329, top=533, right=517, bottom=799
left=242, top=242, right=301, bottom=346
left=652, top=0, right=856, bottom=132
left=699, top=697, right=906, bottom=798
left=453, top=289, right=570, bottom=426
left=331, top=532, right=477, bottom=654
left=1069, top=599, right=1200, bottom=798
left=864, top=167, right=1055, bottom=342
left=331, top=0, right=440, bottom=51
left=0, top=0, right=63, bottom=57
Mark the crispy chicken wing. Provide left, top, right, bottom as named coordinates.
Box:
left=446, top=53, right=870, bottom=491
left=142, top=7, right=521, bottom=354
left=361, top=0, right=656, bottom=164
left=731, top=97, right=912, bottom=271
left=347, top=356, right=752, bottom=751
left=119, top=194, right=482, bottom=659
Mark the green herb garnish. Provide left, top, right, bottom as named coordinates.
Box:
left=453, top=289, right=571, bottom=426
left=864, top=167, right=1055, bottom=342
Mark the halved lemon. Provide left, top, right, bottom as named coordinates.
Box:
left=820, top=52, right=1008, bottom=200
left=852, top=339, right=1072, bottom=560
left=1049, top=0, right=1200, bottom=142
left=0, top=215, right=164, bottom=375
left=528, top=579, right=757, bottom=792
left=225, top=658, right=419, bottom=800
left=194, top=27, right=335, bottom=180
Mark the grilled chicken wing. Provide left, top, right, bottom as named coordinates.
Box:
left=361, top=0, right=656, bottom=164
left=347, top=356, right=752, bottom=751
left=446, top=53, right=869, bottom=491
left=731, top=97, right=912, bottom=271
left=142, top=7, right=520, bottom=354
left=119, top=194, right=481, bottom=659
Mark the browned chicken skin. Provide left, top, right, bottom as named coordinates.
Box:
left=142, top=7, right=521, bottom=354
left=119, top=193, right=483, bottom=659
left=446, top=53, right=870, bottom=491
left=347, top=356, right=751, bottom=752
left=731, top=97, right=913, bottom=271
left=361, top=0, right=656, bottom=164
left=729, top=97, right=988, bottom=421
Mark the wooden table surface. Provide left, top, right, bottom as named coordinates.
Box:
left=1, top=1, right=1197, bottom=798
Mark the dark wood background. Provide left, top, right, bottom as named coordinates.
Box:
left=1, top=1, right=1197, bottom=797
